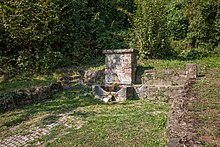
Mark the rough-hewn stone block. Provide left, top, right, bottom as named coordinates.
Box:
left=103, top=49, right=138, bottom=85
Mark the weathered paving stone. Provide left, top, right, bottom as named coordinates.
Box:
left=0, top=110, right=84, bottom=147
left=0, top=142, right=8, bottom=147
left=10, top=139, right=20, bottom=146
left=21, top=136, right=29, bottom=142
left=168, top=138, right=180, bottom=147
left=35, top=131, right=43, bottom=137
left=13, top=138, right=23, bottom=145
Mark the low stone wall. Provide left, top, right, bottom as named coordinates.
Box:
left=59, top=69, right=105, bottom=86
left=92, top=64, right=197, bottom=102
left=132, top=64, right=196, bottom=101
left=83, top=69, right=105, bottom=85
left=0, top=82, right=63, bottom=111
left=141, top=69, right=187, bottom=86
left=133, top=85, right=186, bottom=101
left=132, top=68, right=186, bottom=101
left=0, top=68, right=105, bottom=112
left=167, top=79, right=202, bottom=146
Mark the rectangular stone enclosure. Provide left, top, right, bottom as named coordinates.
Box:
left=103, top=49, right=138, bottom=85
left=93, top=49, right=196, bottom=103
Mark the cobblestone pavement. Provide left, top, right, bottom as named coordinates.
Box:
left=0, top=110, right=84, bottom=147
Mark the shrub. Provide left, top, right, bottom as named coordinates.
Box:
left=133, top=0, right=172, bottom=59
left=0, top=0, right=134, bottom=72
left=184, top=0, right=220, bottom=51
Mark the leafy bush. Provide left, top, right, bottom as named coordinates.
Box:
left=133, top=0, right=172, bottom=59
left=132, top=0, right=220, bottom=59
left=0, top=0, right=134, bottom=72
left=184, top=0, right=220, bottom=51
left=1, top=0, right=220, bottom=72
left=1, top=0, right=63, bottom=71
left=168, top=0, right=220, bottom=56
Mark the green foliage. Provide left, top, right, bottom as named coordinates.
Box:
left=133, top=0, right=172, bottom=58
left=1, top=0, right=220, bottom=71
left=132, top=0, right=220, bottom=59
left=166, top=0, right=188, bottom=56
left=184, top=0, right=220, bottom=50
left=1, top=0, right=64, bottom=70
left=168, top=0, right=220, bottom=58
left=167, top=0, right=188, bottom=41
left=0, top=0, right=134, bottom=72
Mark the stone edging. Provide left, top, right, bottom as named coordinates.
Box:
left=167, top=79, right=203, bottom=147
left=0, top=82, right=63, bottom=111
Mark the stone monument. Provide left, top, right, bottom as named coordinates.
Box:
left=93, top=49, right=197, bottom=103
left=103, top=49, right=138, bottom=85
left=93, top=49, right=138, bottom=102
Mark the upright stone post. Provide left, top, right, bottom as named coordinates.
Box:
left=186, top=64, right=197, bottom=80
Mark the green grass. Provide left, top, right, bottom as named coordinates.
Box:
left=1, top=55, right=220, bottom=146
left=135, top=56, right=220, bottom=146
left=139, top=56, right=220, bottom=69
left=43, top=99, right=169, bottom=147
left=0, top=84, right=169, bottom=146
left=0, top=80, right=51, bottom=95
left=0, top=61, right=105, bottom=95
left=191, top=68, right=220, bottom=146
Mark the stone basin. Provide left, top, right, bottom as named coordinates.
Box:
left=92, top=85, right=134, bottom=103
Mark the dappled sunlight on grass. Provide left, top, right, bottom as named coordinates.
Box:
left=46, top=99, right=169, bottom=146
left=0, top=83, right=169, bottom=146
left=0, top=85, right=103, bottom=139
left=0, top=61, right=105, bottom=95
left=1, top=56, right=220, bottom=146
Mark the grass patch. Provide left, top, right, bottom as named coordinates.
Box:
left=138, top=56, right=220, bottom=70
left=0, top=83, right=169, bottom=146
left=45, top=99, right=169, bottom=147
left=0, top=80, right=51, bottom=95
left=1, top=56, right=220, bottom=146
left=191, top=68, right=220, bottom=146
left=137, top=56, right=220, bottom=146
left=0, top=60, right=105, bottom=96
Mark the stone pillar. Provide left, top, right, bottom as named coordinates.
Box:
left=186, top=64, right=197, bottom=79
left=103, top=49, right=138, bottom=85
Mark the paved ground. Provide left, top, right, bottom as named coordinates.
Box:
left=0, top=110, right=84, bottom=147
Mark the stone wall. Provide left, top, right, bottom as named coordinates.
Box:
left=141, top=69, right=187, bottom=86
left=132, top=64, right=196, bottom=101
left=133, top=85, right=185, bottom=101
left=92, top=62, right=197, bottom=102
left=167, top=75, right=200, bottom=146
left=0, top=82, right=63, bottom=111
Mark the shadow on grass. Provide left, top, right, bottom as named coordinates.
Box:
left=135, top=65, right=154, bottom=84
left=0, top=84, right=103, bottom=128
left=136, top=65, right=154, bottom=77
left=0, top=80, right=51, bottom=95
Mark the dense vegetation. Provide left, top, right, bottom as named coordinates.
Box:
left=1, top=0, right=220, bottom=71
left=0, top=0, right=134, bottom=71
left=134, top=0, right=220, bottom=58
